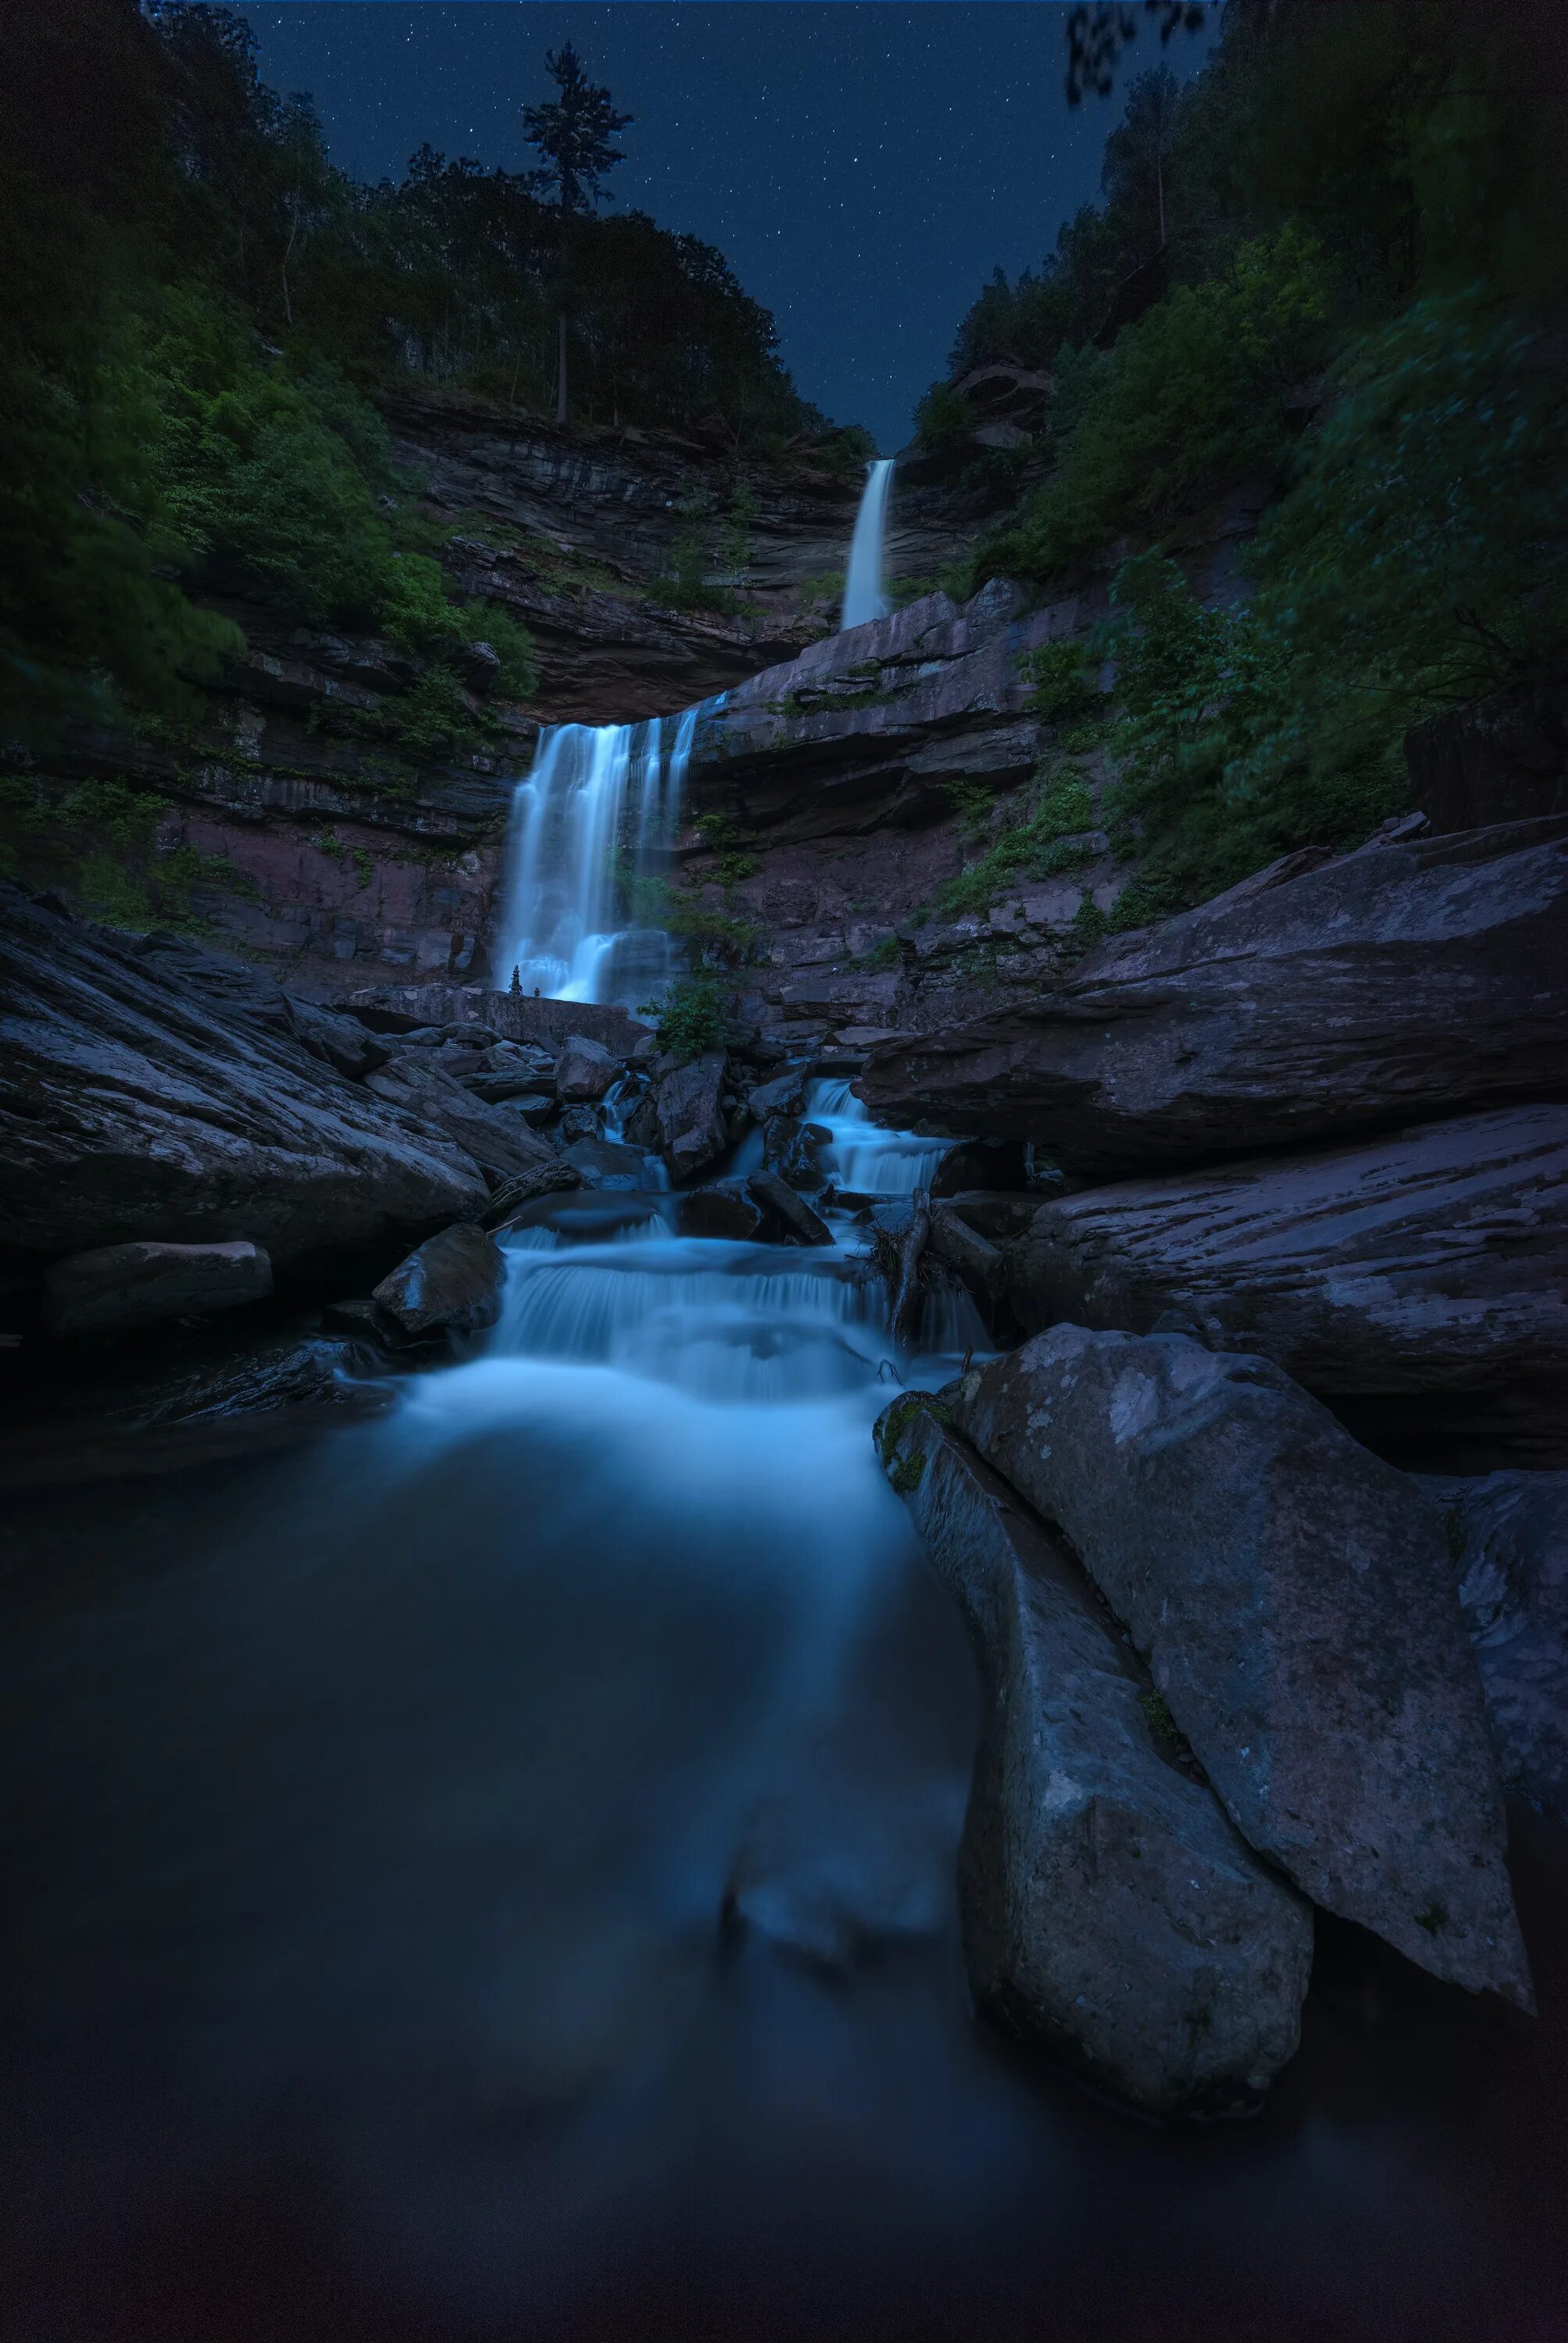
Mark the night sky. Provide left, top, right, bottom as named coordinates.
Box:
left=247, top=3, right=1221, bottom=452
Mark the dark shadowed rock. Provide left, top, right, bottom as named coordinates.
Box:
left=554, top=1032, right=620, bottom=1103
left=0, top=886, right=489, bottom=1278
left=43, top=1239, right=273, bottom=1337
left=858, top=819, right=1568, bottom=1170
left=1421, top=1471, right=1568, bottom=1827
left=931, top=1139, right=1031, bottom=1196
left=676, top=1181, right=771, bottom=1240
left=746, top=1171, right=832, bottom=1246
left=561, top=1137, right=655, bottom=1191
left=875, top=1395, right=1311, bottom=2117
left=476, top=1158, right=583, bottom=1231
left=644, top=1051, right=730, bottom=1183
left=953, top=1327, right=1533, bottom=2006
left=1406, top=685, right=1568, bottom=835
left=1003, top=1107, right=1568, bottom=1463
left=372, top=1223, right=507, bottom=1343
left=747, top=1067, right=808, bottom=1121
left=762, top=1114, right=830, bottom=1192
left=287, top=997, right=391, bottom=1078
left=362, top=1054, right=564, bottom=1182
left=928, top=1206, right=1003, bottom=1310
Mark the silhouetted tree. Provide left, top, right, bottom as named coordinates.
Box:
left=522, top=42, right=632, bottom=422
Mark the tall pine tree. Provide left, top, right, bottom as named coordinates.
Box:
left=522, top=44, right=632, bottom=423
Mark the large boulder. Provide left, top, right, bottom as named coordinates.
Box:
left=746, top=1170, right=832, bottom=1246
left=372, top=1223, right=508, bottom=1343
left=362, top=1054, right=565, bottom=1183
left=1421, top=1471, right=1568, bottom=1827
left=1003, top=1107, right=1568, bottom=1464
left=636, top=1050, right=729, bottom=1184
left=554, top=1032, right=620, bottom=1103
left=42, top=1239, right=273, bottom=1338
left=953, top=1327, right=1533, bottom=2006
left=676, top=1181, right=771, bottom=1241
left=875, top=1395, right=1312, bottom=2117
left=0, top=886, right=488, bottom=1279
left=857, top=818, right=1568, bottom=1172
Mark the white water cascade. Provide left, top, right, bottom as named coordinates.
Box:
left=839, top=458, right=895, bottom=631
left=494, top=704, right=699, bottom=1006
left=806, top=1078, right=949, bottom=1196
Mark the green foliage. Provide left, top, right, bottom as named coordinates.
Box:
left=0, top=775, right=246, bottom=929
left=387, top=665, right=488, bottom=762
left=851, top=935, right=902, bottom=973
left=711, top=852, right=757, bottom=889
left=1019, top=637, right=1100, bottom=722
left=639, top=973, right=730, bottom=1061
left=913, top=383, right=976, bottom=453
left=937, top=769, right=1098, bottom=916
left=981, top=228, right=1331, bottom=582
left=692, top=810, right=740, bottom=849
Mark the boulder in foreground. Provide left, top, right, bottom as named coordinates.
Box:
left=953, top=1328, right=1533, bottom=2007
left=42, top=1239, right=273, bottom=1337
left=372, top=1223, right=508, bottom=1343
left=858, top=818, right=1568, bottom=1172
left=875, top=1394, right=1312, bottom=2117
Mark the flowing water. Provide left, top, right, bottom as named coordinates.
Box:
left=840, top=458, right=895, bottom=632
left=494, top=707, right=699, bottom=1005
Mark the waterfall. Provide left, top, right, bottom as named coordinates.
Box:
left=840, top=458, right=895, bottom=631
left=805, top=1078, right=949, bottom=1196
left=494, top=705, right=698, bottom=1006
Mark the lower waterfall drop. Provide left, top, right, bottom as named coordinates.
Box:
left=494, top=704, right=698, bottom=1006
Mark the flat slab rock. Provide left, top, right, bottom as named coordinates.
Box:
left=857, top=817, right=1568, bottom=1172
left=953, top=1327, right=1533, bottom=2007
left=0, top=886, right=488, bottom=1275
left=1421, top=1471, right=1568, bottom=1828
left=1003, top=1105, right=1568, bottom=1457
left=875, top=1395, right=1311, bottom=2118
left=42, top=1239, right=273, bottom=1338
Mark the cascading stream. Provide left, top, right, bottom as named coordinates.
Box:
left=840, top=458, right=895, bottom=631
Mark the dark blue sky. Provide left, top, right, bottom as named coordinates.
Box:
left=248, top=3, right=1221, bottom=451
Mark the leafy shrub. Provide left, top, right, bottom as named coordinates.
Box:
left=640, top=974, right=730, bottom=1061
left=937, top=770, right=1098, bottom=915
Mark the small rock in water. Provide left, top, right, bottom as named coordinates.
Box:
left=477, top=1158, right=582, bottom=1230
left=43, top=1239, right=273, bottom=1338
left=561, top=1137, right=656, bottom=1192
left=372, top=1223, right=508, bottom=1343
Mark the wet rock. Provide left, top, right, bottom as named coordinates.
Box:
left=43, top=1239, right=273, bottom=1338
left=859, top=818, right=1568, bottom=1172
left=362, top=1054, right=564, bottom=1183
left=643, top=1050, right=730, bottom=1184
left=287, top=997, right=390, bottom=1079
left=875, top=1396, right=1311, bottom=2117
left=0, top=886, right=489, bottom=1277
left=953, top=1327, right=1533, bottom=2007
left=476, top=1158, right=583, bottom=1230
left=747, top=1067, right=809, bottom=1120
left=561, top=1137, right=654, bottom=1191
left=558, top=1104, right=602, bottom=1145
left=746, top=1171, right=832, bottom=1246
left=1421, top=1471, right=1568, bottom=1826
left=762, top=1114, right=830, bottom=1192
left=927, top=1207, right=1003, bottom=1310
left=676, top=1182, right=771, bottom=1241
left=1003, top=1107, right=1568, bottom=1465
left=555, top=1032, right=621, bottom=1103
left=372, top=1222, right=507, bottom=1343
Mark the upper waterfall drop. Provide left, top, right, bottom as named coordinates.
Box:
left=840, top=458, right=895, bottom=631
left=493, top=705, right=697, bottom=1006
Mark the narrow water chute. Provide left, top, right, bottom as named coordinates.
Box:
left=840, top=459, right=895, bottom=632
